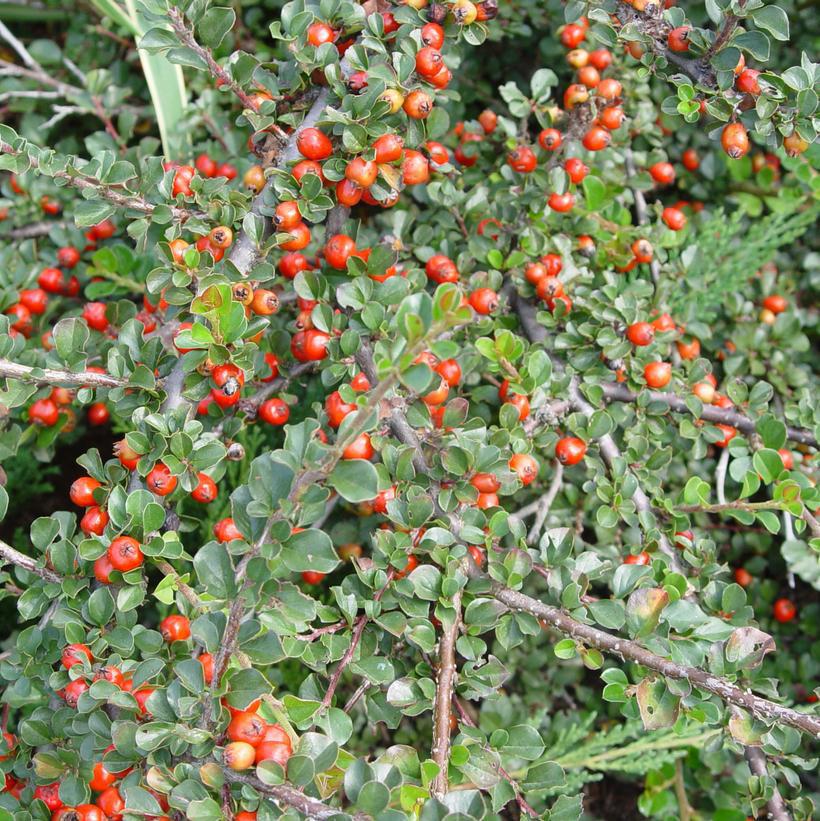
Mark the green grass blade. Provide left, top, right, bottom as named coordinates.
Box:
left=87, top=0, right=188, bottom=160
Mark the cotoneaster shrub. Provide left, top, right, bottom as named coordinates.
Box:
left=0, top=0, right=817, bottom=819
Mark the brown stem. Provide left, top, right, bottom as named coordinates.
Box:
left=320, top=615, right=368, bottom=710
left=484, top=576, right=820, bottom=736
left=222, top=770, right=369, bottom=820
left=744, top=746, right=792, bottom=821
left=614, top=2, right=716, bottom=86
left=0, top=359, right=127, bottom=388
left=167, top=6, right=282, bottom=133
left=0, top=141, right=196, bottom=222
left=320, top=571, right=394, bottom=710
left=4, top=220, right=68, bottom=239
left=676, top=500, right=785, bottom=514
left=0, top=539, right=61, bottom=584
left=708, top=0, right=747, bottom=57
left=601, top=383, right=816, bottom=448
left=431, top=586, right=463, bottom=798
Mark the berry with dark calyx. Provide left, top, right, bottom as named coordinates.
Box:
left=403, top=89, right=433, bottom=119
left=259, top=398, right=290, bottom=426
left=251, top=288, right=280, bottom=315
left=510, top=453, right=538, bottom=485
left=469, top=287, right=499, bottom=315
left=160, top=614, right=191, bottom=642
left=667, top=26, right=690, bottom=52
left=146, top=463, right=177, bottom=496
left=721, top=122, right=750, bottom=159
left=538, top=128, right=562, bottom=151
left=108, top=536, right=143, bottom=572
left=191, top=472, right=217, bottom=503
left=507, top=146, right=537, bottom=173
left=556, top=436, right=586, bottom=466
left=564, top=157, right=588, bottom=183
left=415, top=47, right=444, bottom=78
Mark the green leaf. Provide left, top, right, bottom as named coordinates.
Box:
left=751, top=5, right=789, bottom=41
left=281, top=528, right=340, bottom=574
left=328, top=459, right=379, bottom=502
left=582, top=176, right=606, bottom=211
left=193, top=542, right=237, bottom=600
left=197, top=6, right=236, bottom=48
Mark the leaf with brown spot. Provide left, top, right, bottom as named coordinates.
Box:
left=636, top=677, right=680, bottom=730
left=625, top=587, right=669, bottom=638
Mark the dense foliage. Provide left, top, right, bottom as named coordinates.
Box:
left=0, top=0, right=817, bottom=819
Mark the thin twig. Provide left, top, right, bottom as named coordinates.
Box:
left=0, top=359, right=127, bottom=388
left=0, top=539, right=61, bottom=584
left=673, top=759, right=694, bottom=821
left=482, top=574, right=820, bottom=736
left=431, top=586, right=462, bottom=799
left=3, top=220, right=68, bottom=239
left=0, top=141, right=196, bottom=222
left=600, top=383, right=817, bottom=448
left=527, top=462, right=563, bottom=545
left=513, top=293, right=686, bottom=573
left=222, top=770, right=369, bottom=820
left=744, top=746, right=792, bottom=821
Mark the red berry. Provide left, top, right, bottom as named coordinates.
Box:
left=191, top=472, right=217, bottom=503
left=259, top=398, right=290, bottom=426
left=555, top=436, right=586, bottom=466
left=773, top=598, right=796, bottom=623
left=108, top=536, right=143, bottom=572
left=146, top=463, right=177, bottom=496
left=160, top=614, right=191, bottom=642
